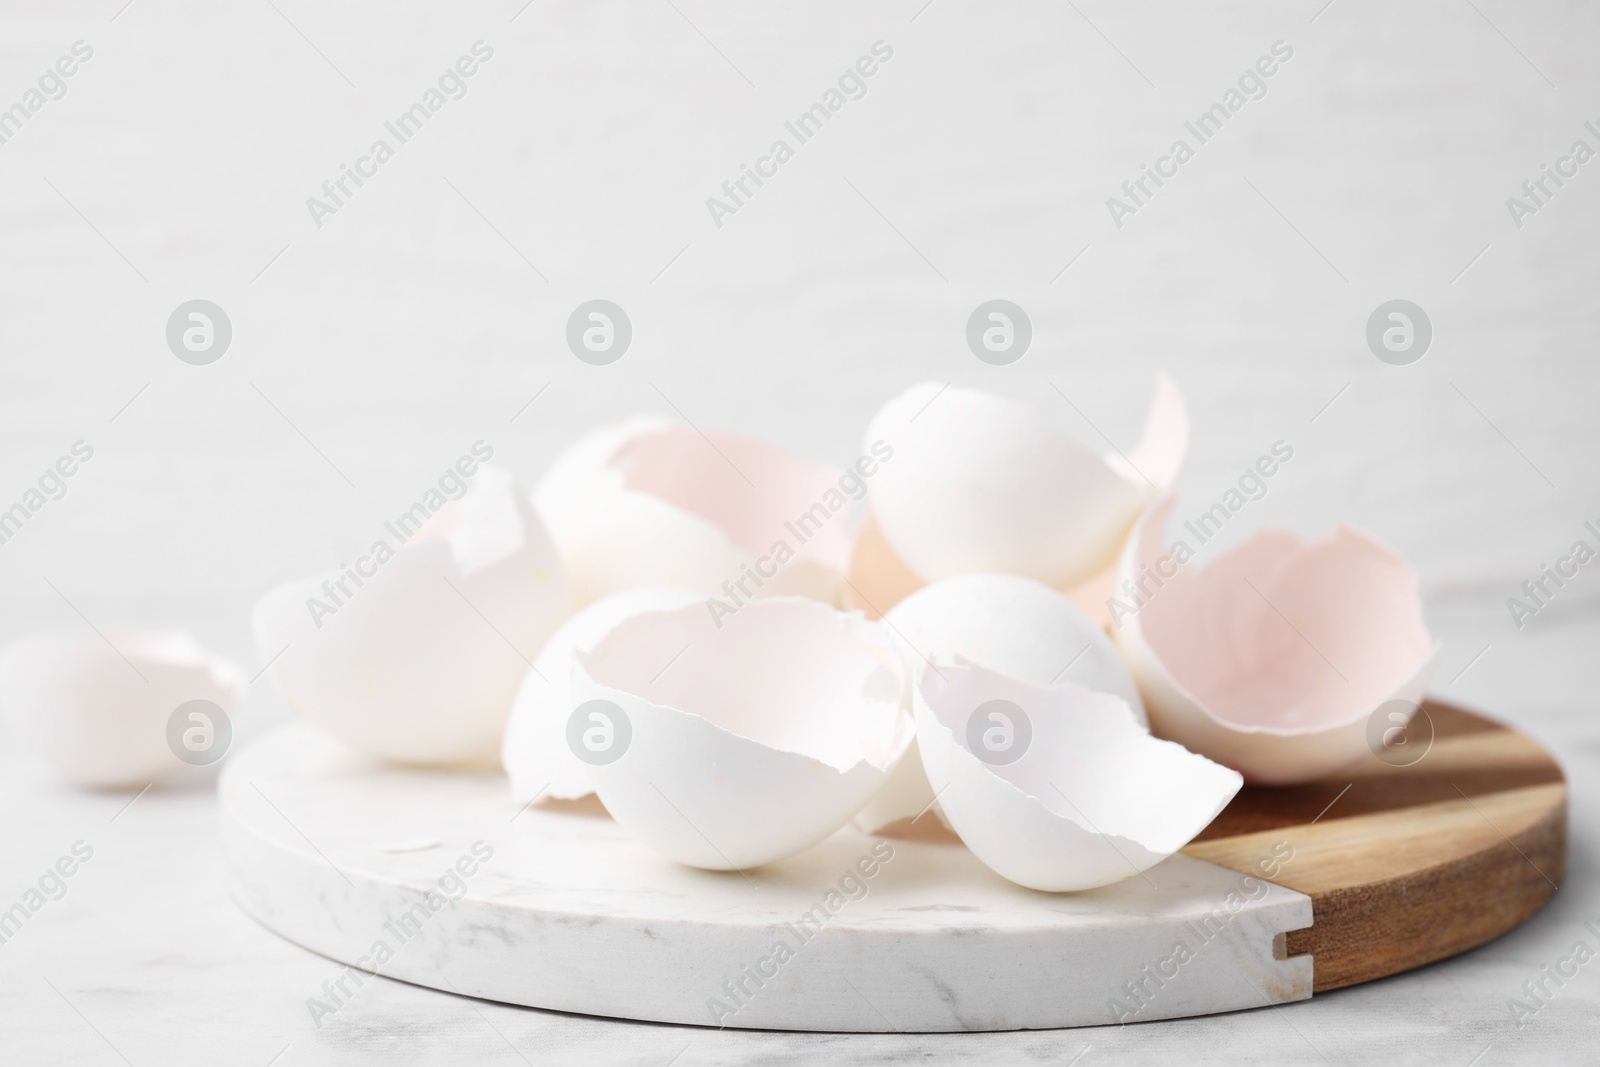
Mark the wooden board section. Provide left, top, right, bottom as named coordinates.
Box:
left=1182, top=700, right=1567, bottom=991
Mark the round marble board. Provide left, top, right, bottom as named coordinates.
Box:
left=220, top=701, right=1565, bottom=1032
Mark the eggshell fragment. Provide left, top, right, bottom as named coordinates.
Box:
left=1112, top=496, right=1435, bottom=785
left=532, top=415, right=668, bottom=566
left=843, top=515, right=925, bottom=620
left=0, top=632, right=244, bottom=788
left=501, top=586, right=703, bottom=804
left=862, top=376, right=1186, bottom=592
left=915, top=659, right=1242, bottom=892
left=1107, top=374, right=1189, bottom=491
left=538, top=423, right=856, bottom=609
left=855, top=573, right=1144, bottom=832
left=254, top=468, right=570, bottom=766
left=571, top=598, right=910, bottom=870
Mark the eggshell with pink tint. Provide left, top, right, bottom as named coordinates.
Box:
left=501, top=586, right=703, bottom=805
left=254, top=468, right=570, bottom=766
left=571, top=598, right=910, bottom=870
left=1112, top=496, right=1435, bottom=785
left=854, top=572, right=1143, bottom=833
left=0, top=631, right=244, bottom=788
left=546, top=425, right=856, bottom=609
left=915, top=658, right=1242, bottom=892
left=862, top=376, right=1187, bottom=591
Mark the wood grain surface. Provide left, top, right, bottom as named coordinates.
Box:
left=1183, top=701, right=1567, bottom=992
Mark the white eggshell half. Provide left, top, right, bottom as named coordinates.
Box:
left=854, top=573, right=1145, bottom=832
left=1112, top=496, right=1436, bottom=785
left=0, top=632, right=244, bottom=788
left=864, top=377, right=1186, bottom=588
left=561, top=427, right=855, bottom=608
left=572, top=597, right=910, bottom=870
left=500, top=586, right=703, bottom=804
left=532, top=415, right=668, bottom=567
left=257, top=468, right=570, bottom=766
left=916, top=658, right=1242, bottom=892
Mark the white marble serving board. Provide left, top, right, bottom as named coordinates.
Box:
left=220, top=725, right=1313, bottom=1032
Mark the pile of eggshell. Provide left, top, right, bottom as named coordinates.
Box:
left=0, top=379, right=1435, bottom=893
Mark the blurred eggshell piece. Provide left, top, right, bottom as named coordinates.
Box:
left=915, top=659, right=1242, bottom=892
left=0, top=631, right=244, bottom=788
left=886, top=574, right=1144, bottom=723
left=848, top=515, right=1129, bottom=632
left=856, top=573, right=1144, bottom=833
left=863, top=376, right=1186, bottom=589
left=259, top=467, right=570, bottom=766
left=843, top=515, right=925, bottom=620
left=559, top=427, right=856, bottom=608
left=572, top=598, right=910, bottom=870
left=1105, top=374, right=1189, bottom=491
left=251, top=571, right=326, bottom=670
left=1113, top=496, right=1436, bottom=785
left=501, top=586, right=703, bottom=804
left=532, top=415, right=668, bottom=567
left=851, top=729, right=947, bottom=835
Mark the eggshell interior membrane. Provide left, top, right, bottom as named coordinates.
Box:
left=863, top=376, right=1187, bottom=590
left=916, top=658, right=1242, bottom=892
left=560, top=425, right=856, bottom=607
left=572, top=597, right=910, bottom=870
left=855, top=573, right=1143, bottom=833
left=1114, top=495, right=1435, bottom=784
left=500, top=586, right=703, bottom=804
left=260, top=468, right=570, bottom=766
left=0, top=631, right=244, bottom=788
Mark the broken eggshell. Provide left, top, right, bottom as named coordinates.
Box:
left=571, top=597, right=910, bottom=870
left=1112, top=496, right=1435, bottom=785
left=0, top=631, right=244, bottom=788
left=859, top=376, right=1187, bottom=598
left=500, top=586, right=704, bottom=805
left=531, top=415, right=668, bottom=567
left=535, top=423, right=856, bottom=609
left=855, top=572, right=1145, bottom=833
left=915, top=658, right=1242, bottom=892
left=252, top=467, right=570, bottom=766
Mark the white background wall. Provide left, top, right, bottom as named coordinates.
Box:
left=2, top=1, right=1596, bottom=663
